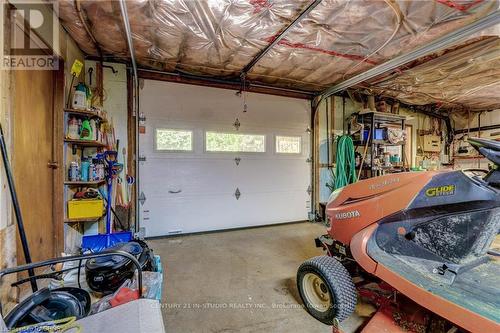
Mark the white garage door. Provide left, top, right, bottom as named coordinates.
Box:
left=139, top=80, right=311, bottom=237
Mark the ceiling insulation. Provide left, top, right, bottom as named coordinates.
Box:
left=54, top=0, right=499, bottom=110
left=363, top=36, right=500, bottom=110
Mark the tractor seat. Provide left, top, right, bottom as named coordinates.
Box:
left=468, top=137, right=500, bottom=166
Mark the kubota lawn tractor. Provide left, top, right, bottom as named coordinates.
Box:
left=297, top=137, right=500, bottom=333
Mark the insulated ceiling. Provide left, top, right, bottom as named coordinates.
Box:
left=55, top=0, right=500, bottom=110
left=363, top=36, right=500, bottom=111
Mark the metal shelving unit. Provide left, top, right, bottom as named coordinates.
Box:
left=352, top=112, right=407, bottom=178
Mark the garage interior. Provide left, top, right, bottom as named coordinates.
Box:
left=0, top=0, right=499, bottom=332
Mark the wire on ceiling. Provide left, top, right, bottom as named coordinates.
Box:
left=342, top=0, right=403, bottom=80
left=74, top=0, right=102, bottom=57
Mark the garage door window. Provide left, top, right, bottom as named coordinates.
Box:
left=156, top=129, right=193, bottom=151
left=276, top=135, right=301, bottom=154
left=206, top=131, right=265, bottom=152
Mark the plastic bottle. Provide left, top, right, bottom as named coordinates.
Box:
left=67, top=117, right=79, bottom=139
left=90, top=119, right=97, bottom=141
left=89, top=160, right=96, bottom=181
left=69, top=161, right=79, bottom=181
left=78, top=119, right=82, bottom=135
left=81, top=159, right=90, bottom=181
left=97, top=161, right=104, bottom=180
left=73, top=83, right=87, bottom=110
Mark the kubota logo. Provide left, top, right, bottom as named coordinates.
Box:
left=425, top=185, right=455, bottom=197
left=368, top=177, right=400, bottom=190
left=335, top=210, right=360, bottom=220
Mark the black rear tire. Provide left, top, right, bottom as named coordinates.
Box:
left=297, top=256, right=357, bottom=325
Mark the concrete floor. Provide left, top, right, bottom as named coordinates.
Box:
left=149, top=222, right=333, bottom=333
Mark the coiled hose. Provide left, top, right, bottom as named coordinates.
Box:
left=334, top=135, right=357, bottom=189
left=10, top=316, right=81, bottom=333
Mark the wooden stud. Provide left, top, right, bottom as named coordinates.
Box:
left=329, top=96, right=335, bottom=165
left=52, top=57, right=65, bottom=256
left=137, top=70, right=313, bottom=100
left=313, top=101, right=320, bottom=217
left=127, top=69, right=136, bottom=230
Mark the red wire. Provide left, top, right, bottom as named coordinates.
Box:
left=263, top=36, right=378, bottom=65
left=435, top=0, right=484, bottom=12
left=249, top=0, right=272, bottom=14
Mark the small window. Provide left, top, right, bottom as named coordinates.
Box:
left=206, top=131, right=265, bottom=152
left=276, top=135, right=301, bottom=154
left=156, top=129, right=193, bottom=151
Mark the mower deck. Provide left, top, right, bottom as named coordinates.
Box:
left=368, top=237, right=500, bottom=325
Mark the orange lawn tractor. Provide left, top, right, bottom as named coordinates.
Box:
left=297, top=138, right=500, bottom=333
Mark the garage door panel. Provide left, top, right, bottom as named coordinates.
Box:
left=141, top=158, right=309, bottom=196
left=140, top=159, right=239, bottom=195
left=236, top=163, right=309, bottom=192
left=140, top=80, right=311, bottom=236
left=143, top=190, right=309, bottom=237
left=141, top=86, right=309, bottom=129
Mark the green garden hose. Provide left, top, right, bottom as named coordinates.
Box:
left=334, top=135, right=357, bottom=189
left=10, top=316, right=81, bottom=332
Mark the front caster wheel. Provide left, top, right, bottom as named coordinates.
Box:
left=297, top=256, right=357, bottom=325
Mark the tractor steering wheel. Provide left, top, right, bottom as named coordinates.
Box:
left=468, top=137, right=500, bottom=151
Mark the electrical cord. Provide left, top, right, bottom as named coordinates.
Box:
left=92, top=188, right=127, bottom=230
left=335, top=135, right=358, bottom=189
left=10, top=316, right=81, bottom=333
left=10, top=265, right=84, bottom=288
left=342, top=0, right=402, bottom=79
left=77, top=259, right=82, bottom=289
left=358, top=130, right=371, bottom=180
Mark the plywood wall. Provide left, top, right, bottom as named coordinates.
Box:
left=0, top=2, right=85, bottom=307
left=452, top=109, right=500, bottom=170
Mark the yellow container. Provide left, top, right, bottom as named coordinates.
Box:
left=67, top=199, right=104, bottom=219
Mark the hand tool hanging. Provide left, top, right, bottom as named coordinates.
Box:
left=81, top=151, right=132, bottom=252
left=0, top=122, right=37, bottom=292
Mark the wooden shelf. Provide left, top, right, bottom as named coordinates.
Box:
left=64, top=139, right=106, bottom=147
left=64, top=108, right=107, bottom=122
left=360, top=165, right=403, bottom=170
left=64, top=217, right=102, bottom=223
left=64, top=180, right=105, bottom=186
left=354, top=140, right=405, bottom=146
left=452, top=156, right=485, bottom=160
left=373, top=139, right=405, bottom=145
left=357, top=111, right=406, bottom=123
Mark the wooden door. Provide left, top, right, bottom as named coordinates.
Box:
left=405, top=125, right=413, bottom=168
left=13, top=69, right=57, bottom=263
